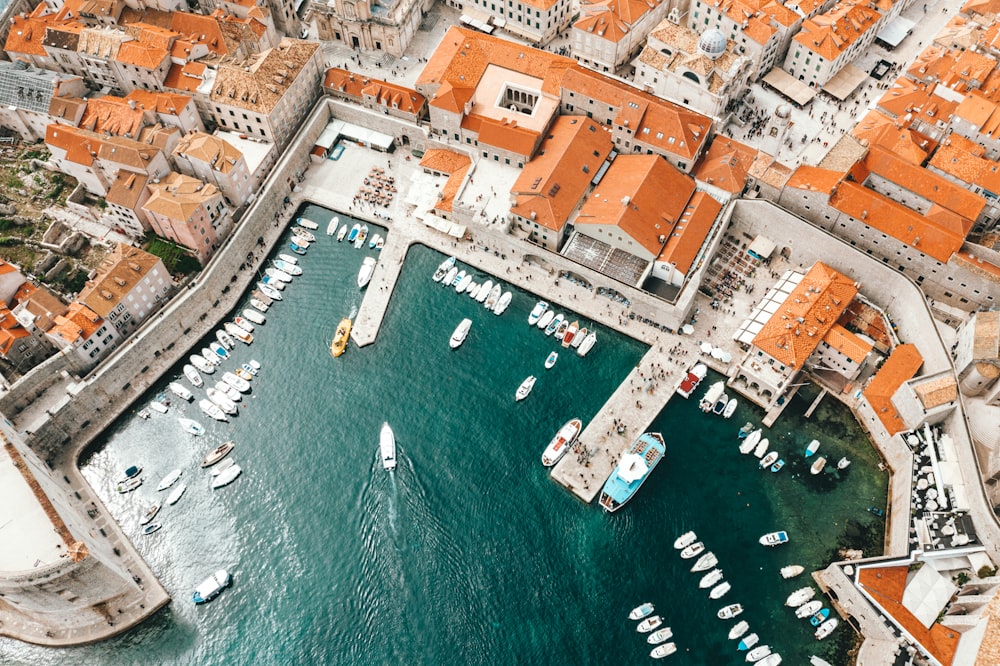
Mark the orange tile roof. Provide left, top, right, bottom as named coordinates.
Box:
left=862, top=343, right=922, bottom=434
left=963, top=0, right=1000, bottom=15
left=793, top=2, right=881, bottom=60
left=928, top=137, right=1000, bottom=194
left=876, top=78, right=958, bottom=126
left=785, top=164, right=844, bottom=193
left=5, top=0, right=83, bottom=56
left=170, top=11, right=228, bottom=55
left=858, top=565, right=960, bottom=665
left=510, top=116, right=613, bottom=230
left=50, top=302, right=102, bottom=345
left=323, top=68, right=426, bottom=115
left=78, top=244, right=162, bottom=317
left=656, top=190, right=722, bottom=274
left=752, top=262, right=857, bottom=369
left=470, top=114, right=542, bottom=157
left=705, top=0, right=788, bottom=44
left=954, top=249, right=1000, bottom=278
left=823, top=322, right=872, bottom=363
left=692, top=137, right=757, bottom=193
left=574, top=0, right=662, bottom=44
left=418, top=149, right=471, bottom=213
left=863, top=146, right=984, bottom=222
left=163, top=61, right=207, bottom=93
left=106, top=171, right=148, bottom=209
left=955, top=91, right=1000, bottom=140
left=79, top=97, right=145, bottom=136
left=45, top=124, right=102, bottom=166
left=851, top=110, right=936, bottom=164
left=576, top=154, right=697, bottom=255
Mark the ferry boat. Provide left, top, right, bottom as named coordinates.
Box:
left=242, top=308, right=266, bottom=326
left=433, top=257, right=456, bottom=282
left=199, top=398, right=228, bottom=422
left=183, top=364, right=204, bottom=388
left=331, top=318, right=352, bottom=357
left=168, top=382, right=194, bottom=402
left=699, top=381, right=725, bottom=412
left=515, top=376, right=536, bottom=401
left=192, top=569, right=232, bottom=604
left=544, top=351, right=558, bottom=369
left=357, top=256, right=376, bottom=289
left=178, top=418, right=204, bottom=436
left=810, top=456, right=827, bottom=475
left=347, top=224, right=360, bottom=244
left=297, top=217, right=319, bottom=230
left=536, top=310, right=555, bottom=331
left=211, top=464, right=242, bottom=489
left=676, top=363, right=707, bottom=398
left=337, top=223, right=349, bottom=242
left=157, top=468, right=183, bottom=492
left=760, top=530, right=789, bottom=547
left=494, top=291, right=512, bottom=316
left=541, top=418, right=582, bottom=467
left=561, top=321, right=579, bottom=348
left=450, top=318, right=472, bottom=349
left=598, top=432, right=665, bottom=512
left=202, top=441, right=235, bottom=467
left=576, top=332, right=596, bottom=357
left=629, top=602, right=654, bottom=621
left=380, top=422, right=397, bottom=471
left=354, top=224, right=368, bottom=249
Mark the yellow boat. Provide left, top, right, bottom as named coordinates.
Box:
left=331, top=318, right=352, bottom=357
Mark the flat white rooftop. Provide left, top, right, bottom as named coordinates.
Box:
left=0, top=443, right=66, bottom=572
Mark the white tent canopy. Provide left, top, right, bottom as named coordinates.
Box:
left=747, top=236, right=775, bottom=260
left=316, top=119, right=394, bottom=152
left=617, top=454, right=648, bottom=483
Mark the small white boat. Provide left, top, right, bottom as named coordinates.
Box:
left=837, top=457, right=851, bottom=470
left=357, top=256, right=376, bottom=289
left=256, top=283, right=282, bottom=301
left=450, top=318, right=472, bottom=349
left=476, top=279, right=493, bottom=304
left=576, top=332, right=597, bottom=357
left=814, top=618, right=838, bottom=640
left=201, top=441, right=235, bottom=467
left=168, top=382, right=193, bottom=402
left=290, top=235, right=311, bottom=248
left=274, top=260, right=304, bottom=276
left=757, top=655, right=782, bottom=666
left=536, top=310, right=555, bottom=331
left=190, top=354, right=215, bottom=374
left=546, top=315, right=565, bottom=337
left=636, top=615, right=662, bottom=633
left=723, top=398, right=738, bottom=419
left=442, top=267, right=458, bottom=286
left=561, top=321, right=579, bottom=348
left=515, top=376, right=536, bottom=401
left=210, top=458, right=235, bottom=477
left=210, top=341, right=230, bottom=360
left=338, top=223, right=349, bottom=242
left=717, top=604, right=743, bottom=620
left=785, top=587, right=816, bottom=607
left=738, top=633, right=759, bottom=650
left=192, top=569, right=231, bottom=604
left=297, top=217, right=319, bottom=231
left=650, top=643, right=676, bottom=659
left=629, top=602, right=654, bottom=621
left=810, top=658, right=834, bottom=666
left=541, top=418, right=582, bottom=467
left=494, top=291, right=512, bottom=316
left=207, top=388, right=238, bottom=415
left=199, top=398, right=228, bottom=422
left=680, top=542, right=704, bottom=559
left=572, top=326, right=587, bottom=348
left=810, top=456, right=827, bottom=475
left=746, top=645, right=771, bottom=662
left=216, top=329, right=236, bottom=349
left=354, top=224, right=368, bottom=249
left=740, top=429, right=762, bottom=454
left=674, top=531, right=697, bottom=549
left=691, top=551, right=717, bottom=573
left=202, top=348, right=222, bottom=366
left=729, top=620, right=749, bottom=640
left=178, top=417, right=205, bottom=436
left=166, top=482, right=186, bottom=506
left=781, top=565, right=805, bottom=579
left=157, top=468, right=183, bottom=492
left=380, top=422, right=396, bottom=471
left=293, top=227, right=316, bottom=242
left=754, top=437, right=769, bottom=459
left=233, top=316, right=255, bottom=333
left=484, top=284, right=501, bottom=309
left=211, top=464, right=242, bottom=489
left=544, top=351, right=558, bottom=369
left=466, top=282, right=479, bottom=299
left=250, top=298, right=270, bottom=314
left=289, top=242, right=307, bottom=255
left=709, top=581, right=731, bottom=599
left=529, top=301, right=548, bottom=326
left=142, top=522, right=162, bottom=536
left=326, top=217, right=339, bottom=235
left=759, top=451, right=779, bottom=469
left=647, top=627, right=672, bottom=644
left=368, top=233, right=382, bottom=249
left=451, top=269, right=467, bottom=288
left=375, top=236, right=384, bottom=250
left=242, top=309, right=266, bottom=325
left=183, top=364, right=204, bottom=388
left=760, top=531, right=789, bottom=547
left=246, top=359, right=260, bottom=373
left=222, top=372, right=250, bottom=393
left=805, top=439, right=821, bottom=457
left=278, top=253, right=299, bottom=266
left=433, top=257, right=456, bottom=282
left=214, top=381, right=242, bottom=403
left=795, top=600, right=823, bottom=619
left=699, top=568, right=724, bottom=589
left=148, top=399, right=168, bottom=414
left=699, top=381, right=725, bottom=412
left=225, top=322, right=254, bottom=344
left=139, top=501, right=161, bottom=526
left=455, top=273, right=473, bottom=294
left=712, top=392, right=729, bottom=415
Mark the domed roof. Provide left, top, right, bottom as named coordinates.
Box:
left=698, top=29, right=727, bottom=59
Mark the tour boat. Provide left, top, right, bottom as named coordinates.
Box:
left=837, top=457, right=851, bottom=470
left=553, top=319, right=569, bottom=340
left=290, top=235, right=310, bottom=249
left=493, top=291, right=512, bottom=315
left=256, top=282, right=282, bottom=301
left=484, top=284, right=501, bottom=309
left=647, top=627, right=672, bottom=644
left=814, top=618, right=838, bottom=640
left=809, top=608, right=830, bottom=627
left=576, top=332, right=597, bottom=357
left=178, top=418, right=205, bottom=436
left=680, top=542, right=705, bottom=559
left=717, top=604, right=743, bottom=620
left=650, top=643, right=676, bottom=659
left=805, top=439, right=821, bottom=457
left=636, top=616, right=662, bottom=633
left=759, top=451, right=779, bottom=469
left=699, top=568, right=724, bottom=589
left=233, top=316, right=255, bottom=333
left=168, top=382, right=193, bottom=402
left=572, top=326, right=587, bottom=348
left=142, top=523, right=162, bottom=536
left=541, top=418, right=582, bottom=467
left=780, top=565, right=805, bottom=579
left=598, top=432, right=665, bottom=512
left=207, top=388, right=238, bottom=415
left=771, top=459, right=785, bottom=472
left=192, top=569, right=232, bottom=604
left=116, top=477, right=142, bottom=494
left=699, top=381, right=725, bottom=412
left=810, top=456, right=827, bottom=475
left=449, top=318, right=472, bottom=349
left=190, top=354, right=215, bottom=374
left=739, top=428, right=761, bottom=454
left=166, top=482, right=186, bottom=506
left=211, top=464, right=242, bottom=489
left=157, top=468, right=183, bottom=492
left=242, top=309, right=266, bottom=326
left=331, top=318, right=352, bottom=357
left=201, top=441, right=235, bottom=467
left=455, top=273, right=472, bottom=294
left=337, top=223, right=349, bottom=242
left=746, top=646, right=772, bottom=662
left=278, top=253, right=299, bottom=266
left=691, top=551, right=717, bottom=573
left=754, top=437, right=769, bottom=458
left=728, top=621, right=749, bottom=640
left=183, top=364, right=204, bottom=388
left=544, top=351, right=558, bottom=369
left=357, top=256, right=376, bottom=289
left=712, top=392, right=729, bottom=415
left=515, top=375, right=536, bottom=401
left=222, top=372, right=250, bottom=393
left=536, top=310, right=555, bottom=331
left=723, top=398, right=738, bottom=419
left=199, top=399, right=228, bottom=422
left=326, top=217, right=339, bottom=236
left=297, top=217, right=319, bottom=230
left=354, top=224, right=368, bottom=249
left=476, top=279, right=493, bottom=304
left=760, top=531, right=789, bottom=547
left=674, top=531, right=697, bottom=549
left=442, top=267, right=458, bottom=286
left=561, top=321, right=579, bottom=348
left=273, top=259, right=302, bottom=276
left=216, top=329, right=236, bottom=349
left=433, top=257, right=456, bottom=282
left=629, top=602, right=654, bottom=621
left=709, top=582, right=731, bottom=599
left=738, top=633, right=759, bottom=650
left=210, top=341, right=230, bottom=360
left=785, top=587, right=815, bottom=607
left=214, top=382, right=241, bottom=403
left=544, top=314, right=564, bottom=337
left=139, top=501, right=161, bottom=526
left=224, top=322, right=254, bottom=344
left=289, top=242, right=307, bottom=255
left=292, top=227, right=315, bottom=242
left=380, top=422, right=396, bottom=471
left=676, top=363, right=707, bottom=398
left=795, top=600, right=823, bottom=619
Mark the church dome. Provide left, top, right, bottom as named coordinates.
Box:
left=698, top=29, right=728, bottom=60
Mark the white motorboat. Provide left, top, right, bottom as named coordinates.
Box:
left=746, top=645, right=771, bottom=662
left=795, top=600, right=823, bottom=619
left=293, top=227, right=316, bottom=242
left=201, top=348, right=222, bottom=366
left=442, top=267, right=458, bottom=286
left=760, top=531, right=789, bottom=547
left=202, top=441, right=235, bottom=468
left=157, top=468, right=183, bottom=492
left=647, top=627, right=672, bottom=644
left=214, top=381, right=242, bottom=403
left=433, top=257, right=456, bottom=282
left=249, top=298, right=270, bottom=314
left=757, top=655, right=782, bottom=666
left=536, top=310, right=555, bottom=331
left=326, top=217, right=339, bottom=236
left=691, top=551, right=717, bottom=573
left=260, top=274, right=286, bottom=290
left=740, top=429, right=762, bottom=454
left=178, top=418, right=204, bottom=436
left=210, top=341, right=230, bottom=360
left=699, top=568, right=724, bottom=589
left=629, top=602, right=654, bottom=621
left=636, top=616, right=662, bottom=633
left=728, top=620, right=749, bottom=640
left=222, top=372, right=250, bottom=393
left=216, top=329, right=236, bottom=349
left=809, top=658, right=834, bottom=666
left=297, top=217, right=319, bottom=231
left=207, top=388, right=238, bottom=415
left=291, top=235, right=311, bottom=249
left=717, top=604, right=743, bottom=620
left=192, top=569, right=231, bottom=604
left=709, top=581, right=731, bottom=599
left=466, top=282, right=479, bottom=299
left=168, top=382, right=193, bottom=401
left=337, top=223, right=349, bottom=242
left=368, top=234, right=382, bottom=249
left=544, top=351, right=558, bottom=369
left=199, top=399, right=228, bottom=422
left=256, top=282, right=282, bottom=301
left=528, top=301, right=548, bottom=326
left=837, top=457, right=851, bottom=470
left=754, top=437, right=769, bottom=458
left=190, top=354, right=215, bottom=375
left=225, top=322, right=254, bottom=344
left=699, top=381, right=725, bottom=412
left=759, top=451, right=779, bottom=469
left=515, top=376, right=536, bottom=401
left=278, top=253, right=299, bottom=266
left=233, top=316, right=255, bottom=333
left=674, top=531, right=697, bottom=549
left=541, top=418, right=582, bottom=467
left=455, top=273, right=473, bottom=294
left=166, top=482, right=186, bottom=506
left=450, top=269, right=467, bottom=288
left=183, top=364, right=204, bottom=388
left=354, top=224, right=368, bottom=249
left=449, top=318, right=472, bottom=349
left=149, top=400, right=168, bottom=414
left=561, top=321, right=579, bottom=348
left=494, top=291, right=512, bottom=315
left=242, top=308, right=266, bottom=325
left=785, top=587, right=816, bottom=607
left=380, top=422, right=396, bottom=471
left=142, top=522, right=162, bottom=536
left=805, top=439, right=821, bottom=457
left=116, top=477, right=142, bottom=494
left=810, top=456, right=827, bottom=475
left=265, top=267, right=293, bottom=283
left=723, top=398, right=738, bottom=419
left=476, top=279, right=493, bottom=304
left=484, top=284, right=501, bottom=309
left=544, top=314, right=564, bottom=337
left=738, top=633, right=759, bottom=650
left=781, top=565, right=805, bottom=579
left=814, top=618, right=838, bottom=640
left=357, top=256, right=376, bottom=289
left=211, top=459, right=236, bottom=478
left=211, top=464, right=242, bottom=489
left=680, top=542, right=705, bottom=559
left=576, top=332, right=597, bottom=357
left=139, top=501, right=161, bottom=526
left=572, top=326, right=587, bottom=348
left=650, top=643, right=676, bottom=659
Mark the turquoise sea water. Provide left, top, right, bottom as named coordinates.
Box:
left=0, top=203, right=886, bottom=665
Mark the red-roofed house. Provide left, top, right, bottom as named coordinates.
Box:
left=323, top=68, right=427, bottom=123
left=571, top=0, right=668, bottom=73
left=687, top=0, right=804, bottom=78
left=462, top=0, right=574, bottom=44
left=693, top=137, right=760, bottom=202
left=46, top=302, right=117, bottom=369
left=861, top=342, right=923, bottom=436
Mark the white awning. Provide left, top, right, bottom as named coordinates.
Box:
left=762, top=68, right=816, bottom=106
left=617, top=454, right=648, bottom=483
left=877, top=17, right=915, bottom=48
left=822, top=64, right=869, bottom=101
left=747, top=235, right=775, bottom=260
left=316, top=119, right=394, bottom=152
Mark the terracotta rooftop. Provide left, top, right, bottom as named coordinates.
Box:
left=785, top=164, right=844, bottom=194
left=692, top=137, right=757, bottom=193
left=0, top=309, right=30, bottom=355
left=77, top=244, right=162, bottom=318
left=862, top=343, right=923, bottom=435
left=656, top=190, right=722, bottom=274
left=50, top=302, right=102, bottom=345
left=913, top=375, right=958, bottom=409
left=418, top=149, right=471, bottom=213
left=793, top=1, right=881, bottom=60
left=163, top=61, right=207, bottom=93
left=105, top=171, right=148, bottom=209
left=173, top=132, right=242, bottom=174
left=851, top=111, right=936, bottom=165
left=751, top=262, right=857, bottom=369
left=4, top=0, right=83, bottom=57
left=510, top=116, right=613, bottom=231
left=45, top=124, right=102, bottom=167
left=953, top=250, right=1000, bottom=280
left=908, top=45, right=996, bottom=91
left=639, top=21, right=746, bottom=95
left=928, top=137, right=1000, bottom=195
left=143, top=172, right=221, bottom=221
left=876, top=78, right=958, bottom=127
left=323, top=68, right=426, bottom=115
left=863, top=146, right=984, bottom=222
left=574, top=0, right=664, bottom=43
left=823, top=322, right=872, bottom=363
left=16, top=284, right=67, bottom=330
left=858, top=565, right=960, bottom=665
left=954, top=91, right=1000, bottom=140
left=210, top=39, right=318, bottom=114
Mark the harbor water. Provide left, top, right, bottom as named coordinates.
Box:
left=0, top=204, right=885, bottom=665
